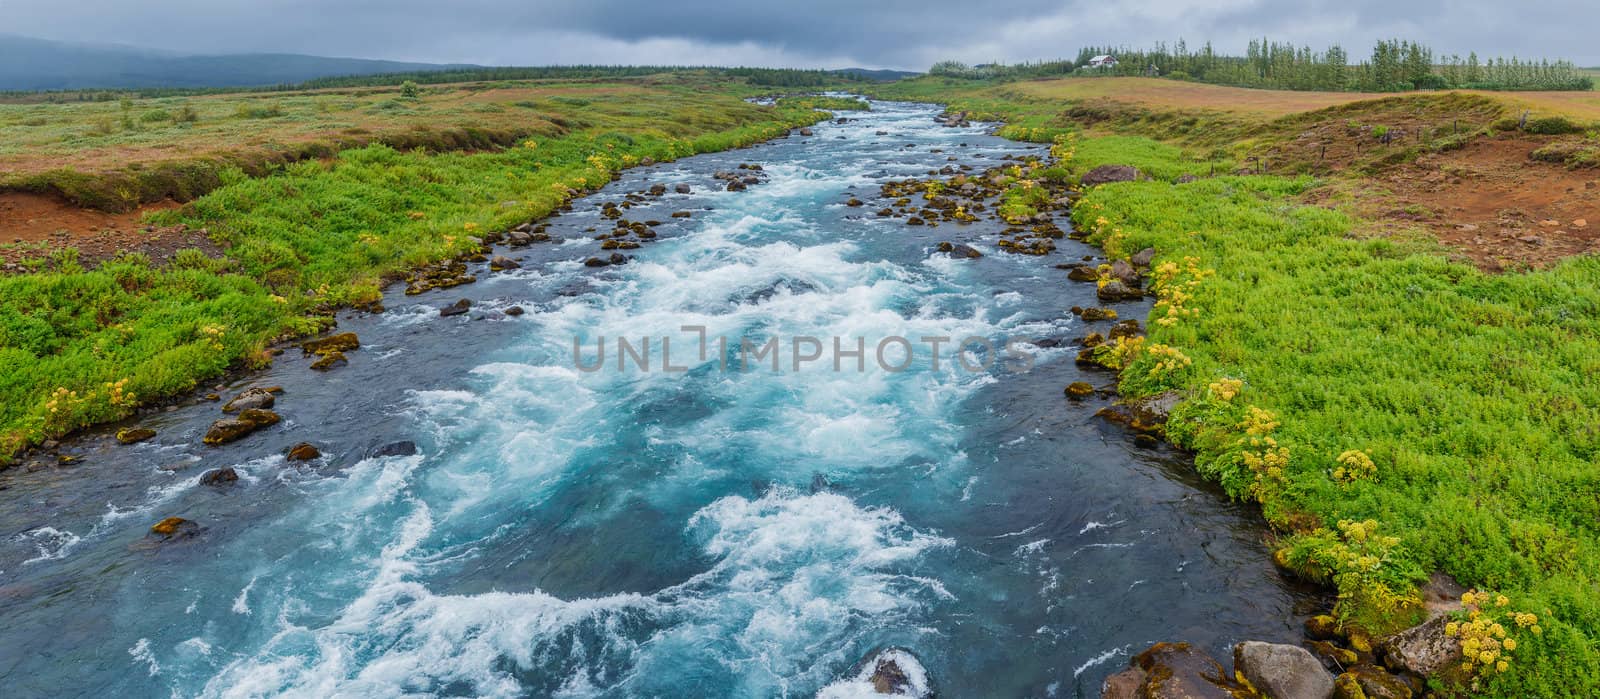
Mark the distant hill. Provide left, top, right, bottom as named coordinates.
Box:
left=0, top=34, right=471, bottom=91
left=832, top=67, right=920, bottom=82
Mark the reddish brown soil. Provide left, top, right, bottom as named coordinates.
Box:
left=0, top=192, right=219, bottom=270
left=1309, top=136, right=1600, bottom=271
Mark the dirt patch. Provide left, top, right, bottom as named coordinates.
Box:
left=1309, top=135, right=1600, bottom=271
left=0, top=192, right=219, bottom=270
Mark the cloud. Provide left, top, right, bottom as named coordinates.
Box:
left=3, top=0, right=1595, bottom=69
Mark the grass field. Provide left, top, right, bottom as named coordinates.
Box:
left=874, top=75, right=1600, bottom=696
left=0, top=75, right=831, bottom=459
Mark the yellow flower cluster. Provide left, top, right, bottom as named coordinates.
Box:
left=586, top=154, right=611, bottom=170
left=462, top=222, right=480, bottom=232
left=104, top=378, right=135, bottom=408
left=1151, top=256, right=1213, bottom=328
left=1333, top=449, right=1377, bottom=484
left=1209, top=377, right=1243, bottom=401
left=1049, top=132, right=1077, bottom=162
left=44, top=387, right=80, bottom=415
left=522, top=139, right=539, bottom=150
left=1238, top=406, right=1287, bottom=496
left=200, top=324, right=226, bottom=351
left=1103, top=335, right=1146, bottom=369
left=1241, top=406, right=1281, bottom=435
left=1145, top=343, right=1192, bottom=377
left=1447, top=591, right=1542, bottom=679
left=407, top=211, right=427, bottom=220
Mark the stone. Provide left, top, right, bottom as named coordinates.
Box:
left=674, top=183, right=692, bottom=194
left=1097, top=279, right=1138, bottom=302
left=1131, top=247, right=1156, bottom=268
left=1108, top=319, right=1143, bottom=340
left=1065, top=382, right=1094, bottom=399
left=870, top=657, right=911, bottom=694
left=1379, top=616, right=1460, bottom=677
left=310, top=351, right=347, bottom=371
left=504, top=306, right=525, bottom=317
left=1234, top=641, right=1335, bottom=699
left=846, top=198, right=864, bottom=207
left=935, top=242, right=982, bottom=258
left=199, top=467, right=239, bottom=486
left=1308, top=640, right=1360, bottom=668
left=1113, top=642, right=1242, bottom=699
left=1305, top=615, right=1342, bottom=641
left=799, top=127, right=814, bottom=136
left=489, top=255, right=520, bottom=271
left=1335, top=665, right=1416, bottom=699
left=370, top=440, right=418, bottom=458
left=1110, top=259, right=1141, bottom=285
left=1079, top=307, right=1118, bottom=322
left=1067, top=265, right=1101, bottom=282
left=671, top=211, right=692, bottom=218
left=301, top=332, right=359, bottom=356
left=440, top=298, right=472, bottom=317
left=202, top=409, right=280, bottom=445
left=584, top=257, right=610, bottom=267
left=286, top=443, right=321, bottom=461
left=1080, top=164, right=1142, bottom=187
left=149, top=517, right=198, bottom=539
left=1102, top=667, right=1143, bottom=699
left=1419, top=571, right=1466, bottom=619
left=222, top=387, right=276, bottom=413
left=116, top=427, right=157, bottom=444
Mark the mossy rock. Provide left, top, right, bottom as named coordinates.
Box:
left=301, top=332, right=360, bottom=356
left=1065, top=382, right=1095, bottom=399
left=310, top=351, right=348, bottom=371
left=116, top=427, right=156, bottom=444
left=286, top=443, right=321, bottom=461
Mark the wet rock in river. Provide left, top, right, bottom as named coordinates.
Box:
left=489, top=255, right=520, bottom=271
left=202, top=409, right=280, bottom=445
left=799, top=127, right=814, bottom=136
left=504, top=306, right=525, bottom=317
left=674, top=183, right=692, bottom=194
left=1103, top=642, right=1242, bottom=699
left=116, top=427, right=156, bottom=444
left=1064, top=382, right=1094, bottom=399
left=1077, top=306, right=1118, bottom=322
left=370, top=440, right=418, bottom=458
left=1097, top=279, right=1139, bottom=302
left=934, top=242, right=982, bottom=258
left=222, top=387, right=277, bottom=413
left=286, top=443, right=321, bottom=461
left=301, top=332, right=359, bottom=356
left=1335, top=665, right=1418, bottom=699
left=440, top=299, right=472, bottom=317
left=1234, top=641, right=1335, bottom=699
left=584, top=257, right=610, bottom=268
left=1110, top=259, right=1141, bottom=286
left=1108, top=319, right=1143, bottom=340
left=1066, top=265, right=1100, bottom=282
left=149, top=517, right=199, bottom=540
left=825, top=648, right=931, bottom=698
left=199, top=467, right=239, bottom=486
left=310, top=351, right=347, bottom=371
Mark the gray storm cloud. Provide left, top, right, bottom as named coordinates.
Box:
left=3, top=0, right=1594, bottom=68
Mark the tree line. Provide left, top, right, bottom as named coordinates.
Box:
left=930, top=39, right=1594, bottom=92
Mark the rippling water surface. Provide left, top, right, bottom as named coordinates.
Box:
left=0, top=100, right=1314, bottom=698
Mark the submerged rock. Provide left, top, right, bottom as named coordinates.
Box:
left=309, top=351, right=347, bottom=371
left=199, top=467, right=239, bottom=486
left=1234, top=641, right=1334, bottom=699
left=674, top=183, right=692, bottom=194
left=148, top=517, right=199, bottom=540
left=116, top=427, right=157, bottom=444
left=1065, top=382, right=1095, bottom=399
left=440, top=298, right=473, bottom=317
left=370, top=440, right=418, bottom=458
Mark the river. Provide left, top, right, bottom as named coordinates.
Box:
left=0, top=99, right=1314, bottom=698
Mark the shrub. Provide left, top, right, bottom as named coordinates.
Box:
left=1524, top=116, right=1583, bottom=135
left=400, top=80, right=421, bottom=99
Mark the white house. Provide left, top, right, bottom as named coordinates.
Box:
left=1087, top=55, right=1118, bottom=69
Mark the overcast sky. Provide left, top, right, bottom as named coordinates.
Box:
left=4, top=0, right=1595, bottom=69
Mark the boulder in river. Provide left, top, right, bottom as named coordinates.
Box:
left=674, top=183, right=692, bottom=194
left=1334, top=665, right=1420, bottom=699
left=1067, top=265, right=1100, bottom=282
left=286, top=443, right=321, bottom=461
left=1097, top=279, right=1139, bottom=302
left=1064, top=382, right=1094, bottom=399
left=148, top=517, right=199, bottom=540
left=489, top=255, right=520, bottom=271
left=310, top=351, right=347, bottom=371
left=935, top=242, right=982, bottom=258
left=116, top=427, right=156, bottom=444
left=505, top=306, right=525, bottom=317
left=1080, top=164, right=1142, bottom=187
left=199, top=467, right=239, bottom=486
left=301, top=332, right=359, bottom=356
left=584, top=257, right=610, bottom=268
left=440, top=299, right=473, bottom=317
left=799, top=127, right=814, bottom=136
left=202, top=409, right=280, bottom=445
left=222, top=387, right=277, bottom=413
left=818, top=648, right=931, bottom=698
left=1110, top=259, right=1141, bottom=286
left=1234, top=641, right=1335, bottom=699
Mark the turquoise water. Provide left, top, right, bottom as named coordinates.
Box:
left=0, top=100, right=1313, bottom=698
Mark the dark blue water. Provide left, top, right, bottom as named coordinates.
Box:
left=0, top=100, right=1313, bottom=698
